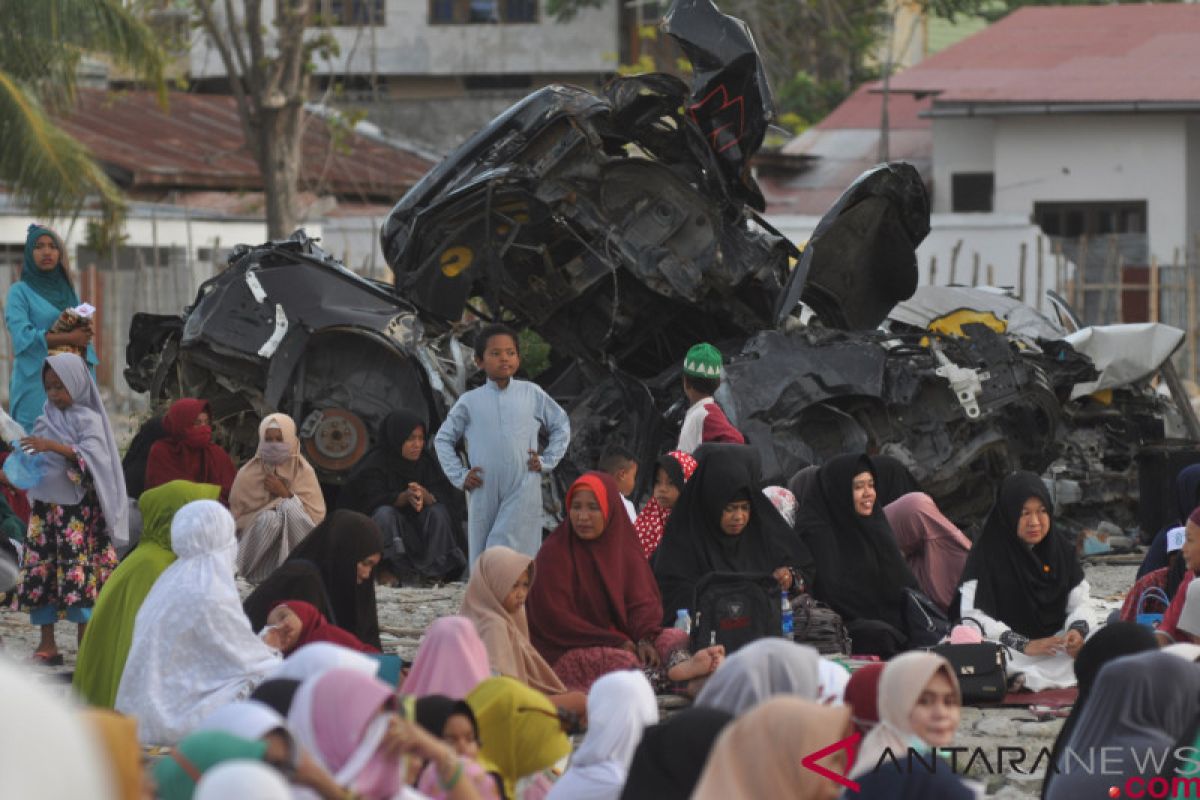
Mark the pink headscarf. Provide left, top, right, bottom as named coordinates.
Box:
left=883, top=492, right=972, bottom=612
left=400, top=616, right=491, bottom=699
left=287, top=667, right=401, bottom=799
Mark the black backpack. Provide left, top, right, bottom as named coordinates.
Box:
left=689, top=572, right=782, bottom=654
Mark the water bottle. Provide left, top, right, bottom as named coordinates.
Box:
left=781, top=590, right=794, bottom=638
left=674, top=608, right=691, bottom=635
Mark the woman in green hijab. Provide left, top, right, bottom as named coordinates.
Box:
left=73, top=480, right=220, bottom=707
left=153, top=731, right=272, bottom=800
left=4, top=224, right=97, bottom=432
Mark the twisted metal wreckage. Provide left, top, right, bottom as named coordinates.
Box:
left=125, top=0, right=1198, bottom=539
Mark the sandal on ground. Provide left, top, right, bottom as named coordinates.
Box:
left=30, top=651, right=64, bottom=666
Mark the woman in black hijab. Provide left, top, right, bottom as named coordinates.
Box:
left=652, top=447, right=814, bottom=626
left=242, top=560, right=335, bottom=632
left=869, top=455, right=921, bottom=507
left=794, top=453, right=918, bottom=656
left=957, top=471, right=1089, bottom=691
left=243, top=509, right=385, bottom=649
left=619, top=707, right=733, bottom=800
left=338, top=410, right=466, bottom=583
left=1040, top=622, right=1160, bottom=800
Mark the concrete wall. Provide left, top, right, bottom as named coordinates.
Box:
left=930, top=116, right=994, bottom=214
left=189, top=0, right=619, bottom=79
left=992, top=114, right=1188, bottom=263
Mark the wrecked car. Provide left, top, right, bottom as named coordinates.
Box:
left=124, top=231, right=473, bottom=485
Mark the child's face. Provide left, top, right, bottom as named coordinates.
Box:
left=1184, top=522, right=1200, bottom=571
left=265, top=605, right=303, bottom=652
left=443, top=713, right=479, bottom=758
left=653, top=466, right=681, bottom=510
left=612, top=461, right=637, bottom=498
left=503, top=567, right=531, bottom=614
left=43, top=368, right=72, bottom=410
left=476, top=334, right=520, bottom=383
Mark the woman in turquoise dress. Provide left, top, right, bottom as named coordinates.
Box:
left=5, top=224, right=97, bottom=433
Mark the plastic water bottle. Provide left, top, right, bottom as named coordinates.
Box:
left=781, top=590, right=794, bottom=638
left=674, top=609, right=691, bottom=635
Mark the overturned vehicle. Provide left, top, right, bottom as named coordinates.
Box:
left=126, top=0, right=1196, bottom=537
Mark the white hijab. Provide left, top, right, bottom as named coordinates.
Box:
left=547, top=670, right=658, bottom=800
left=115, top=500, right=282, bottom=745
left=0, top=657, right=116, bottom=800
left=195, top=700, right=287, bottom=741
left=30, top=352, right=128, bottom=546
left=268, top=642, right=380, bottom=682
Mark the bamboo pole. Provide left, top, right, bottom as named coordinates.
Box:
left=1189, top=239, right=1198, bottom=383
left=1115, top=251, right=1125, bottom=323
left=1150, top=255, right=1160, bottom=323
left=928, top=256, right=938, bottom=286
left=1036, top=235, right=1044, bottom=311
left=971, top=252, right=980, bottom=286
left=1077, top=234, right=1089, bottom=315
left=987, top=264, right=995, bottom=286
left=949, top=239, right=963, bottom=285
left=1019, top=242, right=1028, bottom=302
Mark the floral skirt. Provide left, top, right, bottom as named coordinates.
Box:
left=550, top=628, right=690, bottom=693
left=12, top=497, right=117, bottom=619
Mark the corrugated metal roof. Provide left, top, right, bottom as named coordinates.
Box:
left=56, top=90, right=435, bottom=201
left=888, top=5, right=1200, bottom=105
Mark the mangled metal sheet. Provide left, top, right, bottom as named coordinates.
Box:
left=889, top=285, right=1068, bottom=343
left=1065, top=323, right=1185, bottom=400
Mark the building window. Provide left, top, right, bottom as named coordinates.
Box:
left=314, top=0, right=386, bottom=26
left=951, top=172, right=994, bottom=213
left=1034, top=201, right=1147, bottom=238
left=430, top=0, right=539, bottom=24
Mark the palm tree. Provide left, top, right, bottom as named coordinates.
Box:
left=0, top=1, right=166, bottom=245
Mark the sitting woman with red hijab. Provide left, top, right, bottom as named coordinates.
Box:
left=263, top=600, right=379, bottom=655
left=144, top=398, right=237, bottom=503
left=526, top=471, right=725, bottom=693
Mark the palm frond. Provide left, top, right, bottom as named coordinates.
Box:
left=0, top=71, right=125, bottom=238
left=0, top=0, right=167, bottom=104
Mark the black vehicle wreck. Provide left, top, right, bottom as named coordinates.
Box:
left=126, top=0, right=1197, bottom=537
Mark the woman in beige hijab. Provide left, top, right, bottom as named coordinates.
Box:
left=230, top=414, right=326, bottom=583
left=849, top=651, right=965, bottom=781
left=692, top=696, right=852, bottom=800
left=460, top=546, right=586, bottom=715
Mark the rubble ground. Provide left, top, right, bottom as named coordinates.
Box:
left=0, top=557, right=1136, bottom=798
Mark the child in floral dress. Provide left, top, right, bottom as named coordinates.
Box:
left=10, top=352, right=128, bottom=664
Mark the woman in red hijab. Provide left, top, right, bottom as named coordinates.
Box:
left=144, top=399, right=237, bottom=503
left=264, top=600, right=379, bottom=654
left=526, top=471, right=725, bottom=693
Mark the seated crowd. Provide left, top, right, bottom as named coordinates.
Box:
left=2, top=331, right=1200, bottom=800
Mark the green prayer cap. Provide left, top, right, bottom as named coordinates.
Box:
left=683, top=342, right=723, bottom=379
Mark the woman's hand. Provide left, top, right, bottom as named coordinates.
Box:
left=63, top=327, right=92, bottom=349
left=19, top=436, right=71, bottom=459
left=1024, top=635, right=1066, bottom=657
left=773, top=567, right=793, bottom=592
left=636, top=639, right=660, bottom=669
left=1063, top=629, right=1084, bottom=659
left=620, top=640, right=638, bottom=656
left=405, top=482, right=425, bottom=512
left=264, top=473, right=292, bottom=499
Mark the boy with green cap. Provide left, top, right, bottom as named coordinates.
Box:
left=677, top=342, right=745, bottom=453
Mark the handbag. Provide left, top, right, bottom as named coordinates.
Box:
left=903, top=587, right=953, bottom=647
left=791, top=593, right=852, bottom=655
left=928, top=641, right=1008, bottom=703
left=1136, top=587, right=1171, bottom=628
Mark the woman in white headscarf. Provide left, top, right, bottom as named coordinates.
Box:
left=693, top=638, right=821, bottom=715
left=11, top=352, right=128, bottom=664
left=195, top=761, right=290, bottom=800
left=547, top=670, right=658, bottom=800
left=230, top=413, right=326, bottom=583
left=115, top=499, right=283, bottom=745
left=0, top=657, right=117, bottom=800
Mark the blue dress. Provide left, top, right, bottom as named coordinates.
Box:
left=5, top=282, right=98, bottom=433
left=434, top=378, right=570, bottom=566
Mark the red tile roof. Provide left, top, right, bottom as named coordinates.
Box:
left=888, top=5, right=1200, bottom=105
left=56, top=90, right=435, bottom=200
left=816, top=82, right=931, bottom=131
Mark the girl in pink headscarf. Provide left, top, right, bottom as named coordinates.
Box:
left=633, top=451, right=697, bottom=559
left=401, top=616, right=492, bottom=699
left=288, top=667, right=481, bottom=800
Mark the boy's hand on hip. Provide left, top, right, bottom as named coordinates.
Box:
left=527, top=450, right=542, bottom=472
left=463, top=466, right=484, bottom=490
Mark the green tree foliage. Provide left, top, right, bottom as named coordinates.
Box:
left=0, top=1, right=166, bottom=247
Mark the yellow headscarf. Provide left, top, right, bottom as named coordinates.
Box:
left=80, top=709, right=144, bottom=800
left=466, top=676, right=571, bottom=797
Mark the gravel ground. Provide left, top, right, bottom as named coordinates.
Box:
left=0, top=555, right=1140, bottom=797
